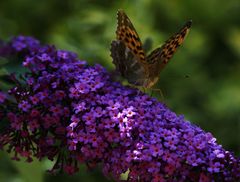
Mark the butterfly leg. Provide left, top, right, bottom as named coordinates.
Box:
left=158, top=88, right=165, bottom=100
left=150, top=88, right=165, bottom=100
left=136, top=89, right=141, bottom=96
left=136, top=87, right=145, bottom=97
left=150, top=89, right=153, bottom=97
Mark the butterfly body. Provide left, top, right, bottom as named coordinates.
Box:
left=111, top=10, right=192, bottom=88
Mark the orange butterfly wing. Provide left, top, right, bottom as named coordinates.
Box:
left=146, top=20, right=192, bottom=71
left=110, top=10, right=148, bottom=86
left=116, top=10, right=146, bottom=64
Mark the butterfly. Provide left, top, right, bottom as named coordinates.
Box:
left=110, top=9, right=192, bottom=88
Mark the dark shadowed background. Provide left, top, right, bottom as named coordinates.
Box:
left=0, top=0, right=240, bottom=181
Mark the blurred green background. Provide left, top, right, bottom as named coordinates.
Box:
left=0, top=0, right=240, bottom=181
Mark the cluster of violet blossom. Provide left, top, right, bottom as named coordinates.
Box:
left=0, top=36, right=239, bottom=182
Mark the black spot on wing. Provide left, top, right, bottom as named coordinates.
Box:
left=131, top=40, right=136, bottom=47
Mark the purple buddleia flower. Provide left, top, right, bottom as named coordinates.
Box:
left=0, top=36, right=239, bottom=181
left=149, top=144, right=164, bottom=157
left=11, top=35, right=40, bottom=51
left=0, top=92, right=6, bottom=103
left=18, top=100, right=31, bottom=112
